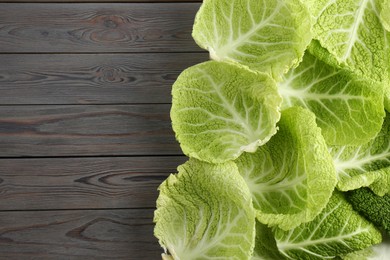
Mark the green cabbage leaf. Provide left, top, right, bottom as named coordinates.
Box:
left=279, top=50, right=385, bottom=145
left=171, top=61, right=281, bottom=163
left=251, top=221, right=286, bottom=260
left=310, top=0, right=388, bottom=83
left=306, top=0, right=390, bottom=111
left=341, top=238, right=390, bottom=260
left=154, top=159, right=256, bottom=259
left=274, top=191, right=382, bottom=260
left=235, top=107, right=337, bottom=230
left=330, top=113, right=390, bottom=196
left=380, top=0, right=390, bottom=31
left=192, top=0, right=312, bottom=78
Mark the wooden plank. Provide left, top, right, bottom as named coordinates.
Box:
left=0, top=156, right=186, bottom=210
left=2, top=0, right=201, bottom=2
left=0, top=105, right=182, bottom=157
left=0, top=3, right=202, bottom=53
left=0, top=53, right=208, bottom=104
left=0, top=209, right=162, bottom=259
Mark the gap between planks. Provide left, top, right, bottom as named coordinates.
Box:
left=0, top=104, right=182, bottom=157
left=0, top=53, right=208, bottom=105
left=0, top=2, right=203, bottom=53
left=0, top=208, right=162, bottom=259
left=0, top=156, right=186, bottom=210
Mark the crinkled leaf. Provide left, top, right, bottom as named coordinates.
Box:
left=368, top=169, right=390, bottom=196
left=342, top=238, right=390, bottom=259
left=252, top=221, right=286, bottom=260
left=341, top=247, right=374, bottom=260
left=367, top=237, right=390, bottom=259
left=330, top=113, right=390, bottom=195
left=309, top=38, right=389, bottom=112
left=279, top=50, right=385, bottom=145
left=235, top=107, right=337, bottom=230
left=345, top=188, right=390, bottom=237
left=300, top=0, right=338, bottom=21
left=192, top=0, right=312, bottom=77
left=380, top=0, right=390, bottom=31
left=386, top=31, right=390, bottom=111
left=274, top=191, right=382, bottom=260
left=310, top=0, right=389, bottom=85
left=307, top=39, right=343, bottom=68
left=171, top=61, right=281, bottom=163
left=154, top=159, right=256, bottom=259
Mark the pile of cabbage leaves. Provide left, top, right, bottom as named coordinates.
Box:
left=154, top=0, right=390, bottom=259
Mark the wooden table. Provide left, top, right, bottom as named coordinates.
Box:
left=0, top=0, right=206, bottom=258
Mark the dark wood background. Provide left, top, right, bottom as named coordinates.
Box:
left=0, top=0, right=206, bottom=258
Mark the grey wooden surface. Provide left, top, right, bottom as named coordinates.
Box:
left=0, top=1, right=206, bottom=258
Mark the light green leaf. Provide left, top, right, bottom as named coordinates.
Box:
left=274, top=191, right=382, bottom=260
left=367, top=237, right=390, bottom=259
left=380, top=0, right=390, bottom=31
left=300, top=0, right=338, bottom=21
left=386, top=31, right=390, bottom=111
left=251, top=221, right=286, bottom=260
left=341, top=247, right=374, bottom=259
left=154, top=159, right=256, bottom=259
left=311, top=0, right=389, bottom=85
left=192, top=0, right=312, bottom=77
left=235, top=107, right=337, bottom=230
left=309, top=38, right=390, bottom=112
left=171, top=61, right=282, bottom=163
left=279, top=49, right=385, bottom=145
left=342, top=237, right=390, bottom=259
left=368, top=169, right=390, bottom=196
left=330, top=113, right=390, bottom=196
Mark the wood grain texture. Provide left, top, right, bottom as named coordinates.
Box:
left=0, top=209, right=162, bottom=259
left=0, top=1, right=199, bottom=259
left=1, top=0, right=201, bottom=2
left=0, top=156, right=186, bottom=210
left=0, top=105, right=182, bottom=157
left=0, top=3, right=202, bottom=53
left=0, top=53, right=208, bottom=104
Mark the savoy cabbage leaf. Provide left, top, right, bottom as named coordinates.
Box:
left=346, top=188, right=390, bottom=237
left=300, top=0, right=338, bottom=21
left=380, top=0, right=390, bottom=31
left=341, top=247, right=375, bottom=260
left=341, top=237, right=390, bottom=260
left=171, top=61, right=281, bottom=163
left=386, top=31, right=390, bottom=111
left=367, top=237, right=390, bottom=259
left=274, top=191, right=382, bottom=260
left=309, top=0, right=389, bottom=84
left=330, top=113, right=390, bottom=195
left=235, top=107, right=337, bottom=230
left=192, top=0, right=312, bottom=78
left=154, top=159, right=256, bottom=259
left=279, top=50, right=385, bottom=145
left=307, top=0, right=390, bottom=112
left=251, top=220, right=286, bottom=260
